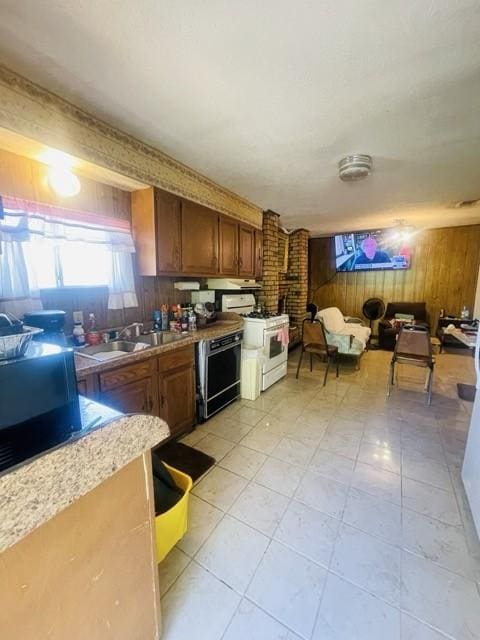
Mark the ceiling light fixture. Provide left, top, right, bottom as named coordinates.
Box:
left=47, top=166, right=81, bottom=198
left=338, top=154, right=372, bottom=182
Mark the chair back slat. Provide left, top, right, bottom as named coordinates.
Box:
left=302, top=320, right=328, bottom=347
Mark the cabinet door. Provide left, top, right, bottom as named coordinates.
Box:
left=254, top=229, right=263, bottom=278
left=100, top=377, right=158, bottom=415
left=219, top=217, right=239, bottom=275
left=159, top=365, right=195, bottom=437
left=181, top=201, right=219, bottom=275
left=155, top=188, right=182, bottom=273
left=238, top=225, right=255, bottom=277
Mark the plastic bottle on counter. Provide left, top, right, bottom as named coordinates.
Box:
left=85, top=313, right=102, bottom=346
left=188, top=308, right=197, bottom=332
left=73, top=321, right=86, bottom=346
left=152, top=310, right=161, bottom=331
left=161, top=304, right=169, bottom=331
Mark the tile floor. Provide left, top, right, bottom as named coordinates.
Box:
left=160, top=348, right=480, bottom=640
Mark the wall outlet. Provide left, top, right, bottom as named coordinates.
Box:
left=73, top=310, right=84, bottom=324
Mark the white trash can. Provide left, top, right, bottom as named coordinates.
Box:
left=241, top=346, right=263, bottom=401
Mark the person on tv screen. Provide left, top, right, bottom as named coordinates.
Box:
left=354, top=235, right=392, bottom=268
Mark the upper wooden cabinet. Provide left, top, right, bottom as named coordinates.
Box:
left=238, top=225, right=255, bottom=277
left=131, top=187, right=181, bottom=276
left=181, top=201, right=219, bottom=275
left=219, top=216, right=239, bottom=276
left=132, top=186, right=261, bottom=278
left=155, top=189, right=182, bottom=273
left=255, top=230, right=263, bottom=278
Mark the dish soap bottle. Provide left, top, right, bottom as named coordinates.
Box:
left=85, top=313, right=101, bottom=346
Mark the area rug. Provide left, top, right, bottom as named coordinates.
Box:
left=457, top=383, right=476, bottom=402
left=153, top=440, right=215, bottom=482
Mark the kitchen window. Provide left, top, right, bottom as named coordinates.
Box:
left=0, top=195, right=138, bottom=310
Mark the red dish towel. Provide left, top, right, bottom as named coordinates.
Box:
left=276, top=327, right=290, bottom=347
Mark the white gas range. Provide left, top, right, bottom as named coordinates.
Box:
left=222, top=294, right=289, bottom=390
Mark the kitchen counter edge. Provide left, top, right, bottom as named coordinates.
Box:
left=0, top=413, right=170, bottom=552
left=75, top=316, right=243, bottom=379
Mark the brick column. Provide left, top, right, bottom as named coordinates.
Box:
left=286, top=229, right=309, bottom=328
left=258, top=210, right=280, bottom=313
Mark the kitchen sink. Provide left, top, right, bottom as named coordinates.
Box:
left=76, top=340, right=147, bottom=362
left=133, top=331, right=189, bottom=347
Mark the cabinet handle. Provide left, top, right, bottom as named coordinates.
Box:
left=160, top=394, right=165, bottom=408
left=238, top=257, right=243, bottom=267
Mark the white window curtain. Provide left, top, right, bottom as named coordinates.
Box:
left=0, top=195, right=138, bottom=310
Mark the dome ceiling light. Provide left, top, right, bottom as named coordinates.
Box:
left=338, top=154, right=373, bottom=182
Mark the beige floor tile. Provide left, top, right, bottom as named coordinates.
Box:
left=401, top=614, right=451, bottom=640
left=235, top=406, right=268, bottom=426
left=401, top=551, right=480, bottom=640
left=194, top=433, right=235, bottom=461
left=313, top=573, right=401, bottom=640
left=318, top=431, right=361, bottom=460
left=247, top=540, right=327, bottom=638
left=402, top=508, right=477, bottom=580
left=196, top=515, right=269, bottom=594
left=295, top=469, right=348, bottom=519
left=177, top=494, right=224, bottom=556
left=343, top=487, right=402, bottom=546
left=309, top=448, right=355, bottom=485
left=402, top=477, right=461, bottom=526
left=402, top=449, right=452, bottom=491
left=357, top=441, right=402, bottom=474
left=219, top=445, right=267, bottom=479
left=239, top=428, right=282, bottom=455
left=275, top=499, right=339, bottom=566
left=162, top=561, right=240, bottom=640
left=158, top=547, right=191, bottom=596
left=351, top=461, right=402, bottom=505
left=272, top=436, right=315, bottom=467
left=192, top=467, right=248, bottom=511
left=331, top=523, right=401, bottom=606
left=254, top=456, right=304, bottom=497
left=223, top=599, right=301, bottom=640
left=229, top=482, right=289, bottom=536
left=203, top=416, right=253, bottom=443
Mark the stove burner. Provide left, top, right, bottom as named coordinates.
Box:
left=241, top=311, right=281, bottom=319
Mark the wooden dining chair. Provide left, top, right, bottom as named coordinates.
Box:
left=296, top=319, right=339, bottom=386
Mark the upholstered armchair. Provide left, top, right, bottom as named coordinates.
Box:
left=378, top=302, right=429, bottom=351
left=315, top=307, right=371, bottom=367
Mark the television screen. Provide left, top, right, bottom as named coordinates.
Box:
left=334, top=229, right=412, bottom=272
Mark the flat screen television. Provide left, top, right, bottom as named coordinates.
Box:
left=334, top=228, right=412, bottom=272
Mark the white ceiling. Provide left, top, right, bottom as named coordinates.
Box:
left=0, top=0, right=479, bottom=235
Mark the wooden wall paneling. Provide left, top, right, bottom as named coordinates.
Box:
left=0, top=148, right=131, bottom=219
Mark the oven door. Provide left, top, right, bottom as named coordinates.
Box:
left=263, top=325, right=288, bottom=373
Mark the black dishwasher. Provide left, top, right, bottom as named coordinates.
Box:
left=196, top=330, right=242, bottom=421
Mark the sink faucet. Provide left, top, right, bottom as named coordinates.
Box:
left=118, top=322, right=144, bottom=339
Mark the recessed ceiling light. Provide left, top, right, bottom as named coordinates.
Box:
left=338, top=154, right=372, bottom=181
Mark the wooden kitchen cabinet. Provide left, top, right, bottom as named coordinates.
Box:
left=219, top=216, right=239, bottom=275
left=154, top=188, right=182, bottom=273
left=97, top=359, right=159, bottom=415
left=238, top=224, right=255, bottom=276
left=100, top=377, right=159, bottom=415
left=181, top=200, right=219, bottom=275
left=255, top=229, right=263, bottom=278
left=158, top=345, right=196, bottom=437
left=131, top=186, right=181, bottom=275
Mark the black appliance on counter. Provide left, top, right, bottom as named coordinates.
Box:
left=23, top=310, right=67, bottom=346
left=196, top=330, right=242, bottom=421
left=0, top=342, right=81, bottom=473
